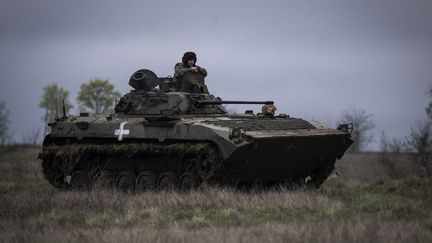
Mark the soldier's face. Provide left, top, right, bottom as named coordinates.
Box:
left=187, top=59, right=196, bottom=67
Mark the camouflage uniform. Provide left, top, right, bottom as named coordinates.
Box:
left=173, top=63, right=209, bottom=93
left=174, top=63, right=207, bottom=79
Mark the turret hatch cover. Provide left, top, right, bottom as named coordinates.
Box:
left=129, top=69, right=159, bottom=91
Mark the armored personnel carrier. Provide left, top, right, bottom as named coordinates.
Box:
left=40, top=69, right=352, bottom=191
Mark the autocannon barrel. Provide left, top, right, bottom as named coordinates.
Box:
left=197, top=100, right=274, bottom=106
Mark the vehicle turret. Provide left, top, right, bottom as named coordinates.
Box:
left=115, top=69, right=276, bottom=117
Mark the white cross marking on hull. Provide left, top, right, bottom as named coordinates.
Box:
left=114, top=121, right=130, bottom=141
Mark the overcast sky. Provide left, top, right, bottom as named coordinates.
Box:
left=1, top=0, right=431, bottom=149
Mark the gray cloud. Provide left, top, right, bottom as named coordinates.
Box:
left=1, top=0, right=431, bottom=148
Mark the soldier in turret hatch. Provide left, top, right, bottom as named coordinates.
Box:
left=174, top=52, right=209, bottom=93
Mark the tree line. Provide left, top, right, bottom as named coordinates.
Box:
left=0, top=79, right=120, bottom=144
left=343, top=83, right=432, bottom=178
left=0, top=79, right=431, bottom=172
left=39, top=79, right=121, bottom=135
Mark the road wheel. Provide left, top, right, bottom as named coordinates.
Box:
left=42, top=157, right=68, bottom=189
left=195, top=149, right=216, bottom=180
left=179, top=172, right=197, bottom=190
left=70, top=170, right=90, bottom=191
left=158, top=172, right=177, bottom=190
left=93, top=170, right=113, bottom=188
left=115, top=170, right=136, bottom=193
left=136, top=171, right=156, bottom=192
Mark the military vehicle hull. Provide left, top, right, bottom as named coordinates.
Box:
left=223, top=134, right=350, bottom=181
left=41, top=113, right=352, bottom=191
left=41, top=69, right=352, bottom=191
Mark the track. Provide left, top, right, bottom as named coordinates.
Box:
left=41, top=141, right=221, bottom=191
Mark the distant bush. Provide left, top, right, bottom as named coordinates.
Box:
left=21, top=127, right=42, bottom=145
left=0, top=101, right=10, bottom=145
left=379, top=132, right=408, bottom=179
left=408, top=121, right=432, bottom=178
left=407, top=82, right=432, bottom=178
left=339, top=107, right=375, bottom=152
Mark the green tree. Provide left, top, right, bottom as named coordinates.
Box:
left=0, top=100, right=10, bottom=144
left=39, top=83, right=73, bottom=134
left=77, top=79, right=121, bottom=114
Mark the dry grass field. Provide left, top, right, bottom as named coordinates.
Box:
left=0, top=146, right=431, bottom=242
